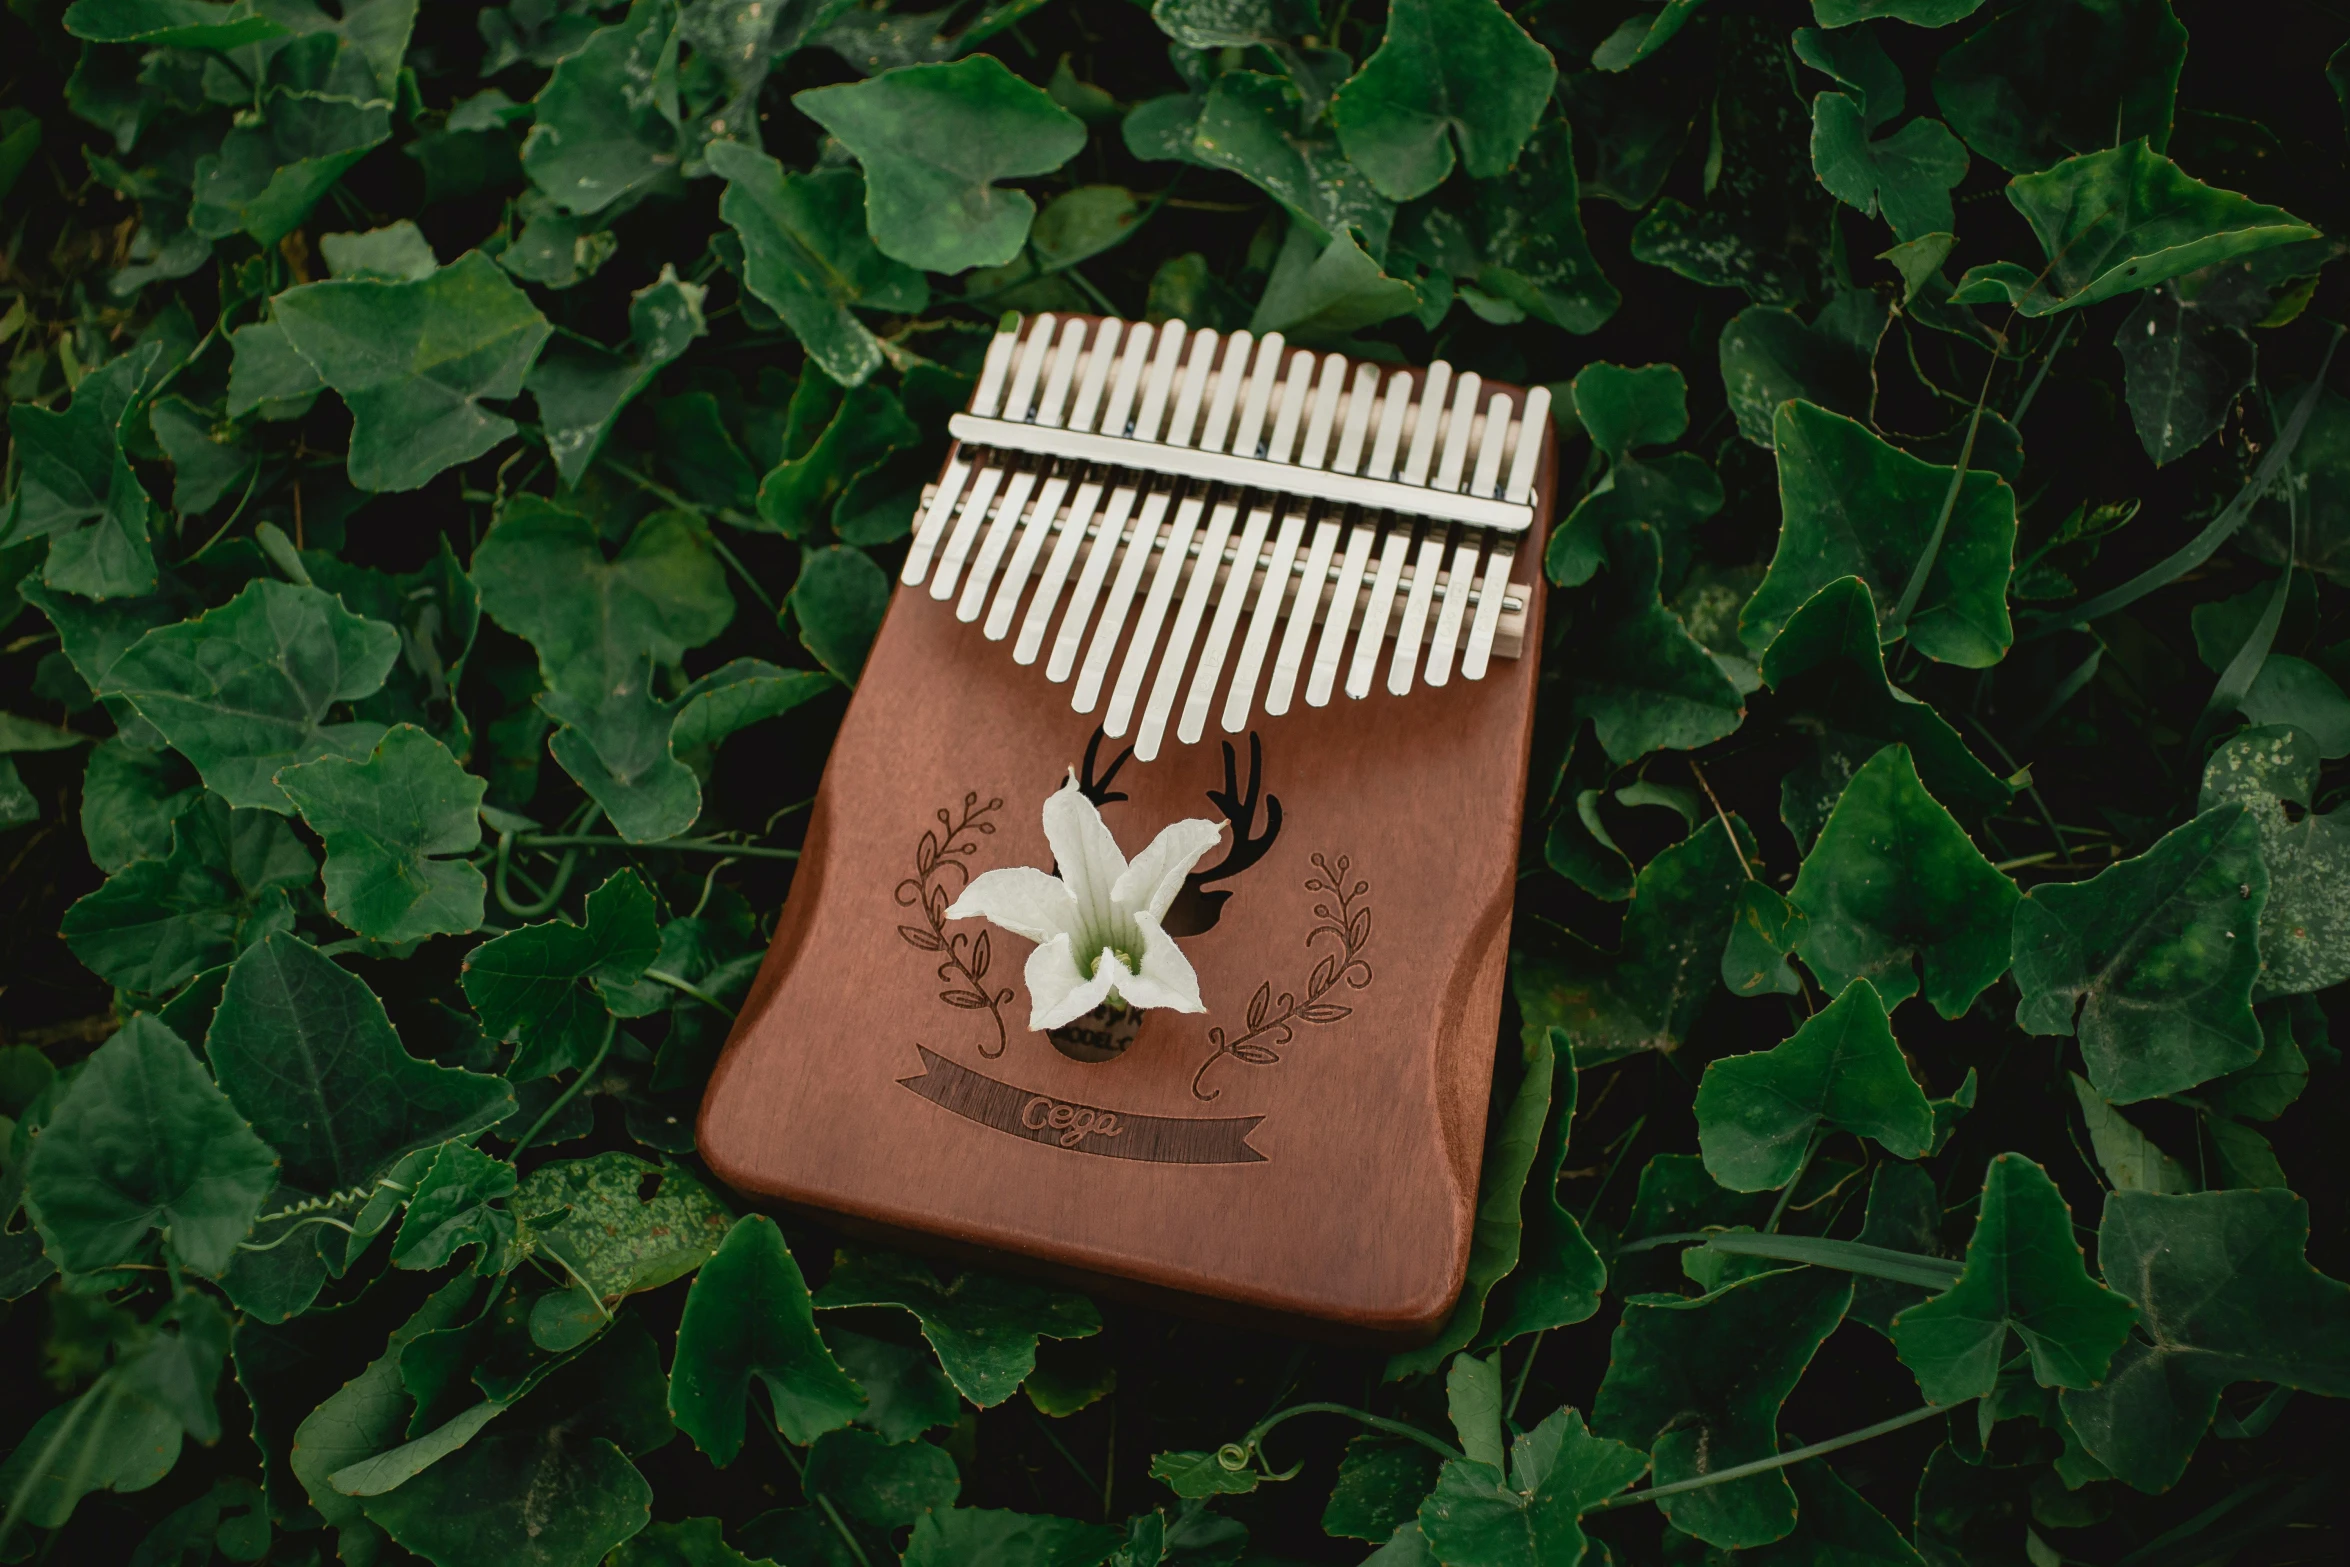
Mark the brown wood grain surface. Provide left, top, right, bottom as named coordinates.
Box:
left=700, top=344, right=1555, bottom=1343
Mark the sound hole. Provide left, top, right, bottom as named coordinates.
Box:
left=1049, top=1003, right=1143, bottom=1063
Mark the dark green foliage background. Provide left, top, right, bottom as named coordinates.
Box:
left=2, top=1, right=2348, bottom=1564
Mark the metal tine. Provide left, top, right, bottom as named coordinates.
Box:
left=1072, top=325, right=1192, bottom=710
left=1103, top=327, right=1224, bottom=736
left=1262, top=353, right=1352, bottom=718
left=931, top=317, right=1058, bottom=599
left=1177, top=333, right=1289, bottom=746
left=904, top=320, right=1021, bottom=585
left=1427, top=389, right=1514, bottom=685
left=1304, top=361, right=1386, bottom=706
left=1388, top=367, right=1477, bottom=696
left=1009, top=320, right=1126, bottom=655
left=1345, top=371, right=1420, bottom=699
left=1463, top=385, right=1549, bottom=680
left=961, top=318, right=1088, bottom=622
left=1045, top=322, right=1160, bottom=680
left=1216, top=347, right=1321, bottom=734
left=1133, top=331, right=1261, bottom=760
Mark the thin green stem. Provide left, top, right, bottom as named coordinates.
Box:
left=705, top=530, right=780, bottom=618
left=236, top=1212, right=357, bottom=1252
left=1226, top=1403, right=1465, bottom=1476
left=1506, top=1330, right=1546, bottom=1424
left=1588, top=1402, right=1949, bottom=1511
left=1765, top=1129, right=1823, bottom=1234
left=1889, top=322, right=2007, bottom=636
left=1028, top=1405, right=1101, bottom=1495
left=0, top=1373, right=111, bottom=1556
left=509, top=1018, right=617, bottom=1158
left=517, top=834, right=799, bottom=860
left=2008, top=315, right=2075, bottom=428
left=644, top=967, right=736, bottom=1016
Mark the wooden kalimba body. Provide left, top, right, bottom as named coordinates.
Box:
left=700, top=314, right=1557, bottom=1341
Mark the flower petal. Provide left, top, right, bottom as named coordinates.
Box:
left=1112, top=816, right=1227, bottom=924
left=1042, top=774, right=1129, bottom=952
left=1110, top=913, right=1206, bottom=1014
left=943, top=866, right=1077, bottom=944
left=1026, top=933, right=1117, bottom=1032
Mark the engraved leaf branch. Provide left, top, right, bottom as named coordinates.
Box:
left=895, top=792, right=1016, bottom=1058
left=1191, top=853, right=1372, bottom=1101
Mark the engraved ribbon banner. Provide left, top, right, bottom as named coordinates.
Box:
left=898, top=1047, right=1267, bottom=1165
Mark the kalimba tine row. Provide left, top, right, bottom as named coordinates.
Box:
left=900, top=313, right=1551, bottom=761
left=701, top=314, right=1561, bottom=1342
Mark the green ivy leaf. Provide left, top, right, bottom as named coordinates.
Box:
left=1566, top=521, right=1745, bottom=762
left=1149, top=1448, right=1261, bottom=1499
left=1250, top=223, right=1420, bottom=342
left=1745, top=401, right=2016, bottom=668
left=2205, top=1000, right=2314, bottom=1122
left=1719, top=300, right=1875, bottom=449
left=1513, top=816, right=1749, bottom=1065
left=806, top=1425, right=960, bottom=1527
left=110, top=579, right=400, bottom=812
left=900, top=1507, right=1124, bottom=1567
left=516, top=1151, right=733, bottom=1302
left=790, top=542, right=889, bottom=683
left=542, top=667, right=705, bottom=844
left=60, top=794, right=312, bottom=996
left=1891, top=1152, right=2137, bottom=1406
left=278, top=725, right=486, bottom=943
left=359, top=1320, right=671, bottom=1567
left=1190, top=69, right=1394, bottom=256
left=1931, top=0, right=2185, bottom=174
left=826, top=1329, right=959, bottom=1444
left=755, top=374, right=921, bottom=538
left=2013, top=804, right=2267, bottom=1103
left=1740, top=1459, right=1925, bottom=1567
left=2060, top=1189, right=2350, bottom=1491
left=1480, top=1030, right=1607, bottom=1347
left=188, top=87, right=392, bottom=248
left=526, top=265, right=708, bottom=486
left=1592, top=1267, right=1854, bottom=1548
left=609, top=1517, right=767, bottom=1567
left=2198, top=724, right=2350, bottom=998
left=463, top=869, right=661, bottom=1078
left=1810, top=94, right=1968, bottom=241
left=1325, top=1436, right=1445, bottom=1542
left=227, top=318, right=326, bottom=421
left=472, top=498, right=734, bottom=706
left=1327, top=0, right=1555, bottom=203
left=2115, top=264, right=2266, bottom=466
left=1755, top=577, right=2012, bottom=848
left=2070, top=1072, right=2193, bottom=1194
left=1787, top=744, right=2017, bottom=1017
left=1697, top=979, right=1934, bottom=1191
left=814, top=1250, right=1101, bottom=1408
left=389, top=1142, right=519, bottom=1274
left=1812, top=1, right=1983, bottom=23
left=1592, top=0, right=1705, bottom=72
left=709, top=140, right=927, bottom=388
left=521, top=0, right=683, bottom=216
left=795, top=55, right=1085, bottom=273
left=209, top=932, right=511, bottom=1245
left=1388, top=1033, right=1561, bottom=1379
left=25, top=1014, right=278, bottom=1275
left=670, top=1214, right=866, bottom=1463
left=5, top=344, right=162, bottom=600
left=64, top=0, right=291, bottom=50
left=77, top=739, right=198, bottom=873
left=273, top=250, right=553, bottom=492
left=0, top=1294, right=229, bottom=1529
left=1416, top=1407, right=1649, bottom=1567
left=1968, top=141, right=2319, bottom=317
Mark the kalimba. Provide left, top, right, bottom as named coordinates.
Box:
left=700, top=313, right=1558, bottom=1341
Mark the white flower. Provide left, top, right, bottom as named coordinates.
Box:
left=944, top=774, right=1225, bottom=1033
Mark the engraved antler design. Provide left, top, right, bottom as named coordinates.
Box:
left=1193, top=733, right=1283, bottom=888
left=1075, top=727, right=1134, bottom=808
left=1163, top=733, right=1284, bottom=937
